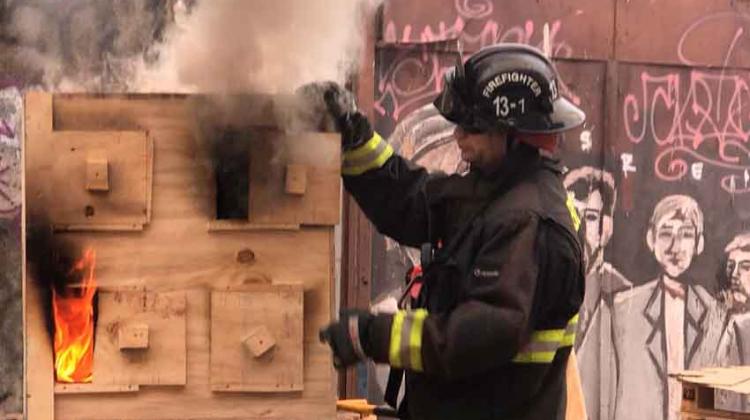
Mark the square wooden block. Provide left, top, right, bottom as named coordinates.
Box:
left=243, top=325, right=276, bottom=358
left=211, top=285, right=303, bottom=392
left=285, top=164, right=307, bottom=195
left=118, top=323, right=149, bottom=350
left=86, top=156, right=110, bottom=192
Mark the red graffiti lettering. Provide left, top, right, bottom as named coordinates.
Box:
left=623, top=70, right=750, bottom=192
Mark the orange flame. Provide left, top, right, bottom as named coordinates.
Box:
left=52, top=248, right=97, bottom=383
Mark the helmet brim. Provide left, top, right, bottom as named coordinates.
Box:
left=516, top=96, right=586, bottom=134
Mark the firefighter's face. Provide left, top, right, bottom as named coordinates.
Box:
left=453, top=126, right=507, bottom=172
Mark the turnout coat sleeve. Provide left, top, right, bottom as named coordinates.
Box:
left=366, top=211, right=542, bottom=380
left=343, top=148, right=445, bottom=248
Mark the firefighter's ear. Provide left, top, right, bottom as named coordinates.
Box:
left=646, top=226, right=655, bottom=253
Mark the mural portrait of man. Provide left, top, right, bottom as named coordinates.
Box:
left=715, top=232, right=750, bottom=412
left=612, top=195, right=724, bottom=420
left=563, top=166, right=631, bottom=420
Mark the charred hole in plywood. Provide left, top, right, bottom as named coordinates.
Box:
left=26, top=218, right=100, bottom=381
left=214, top=128, right=251, bottom=220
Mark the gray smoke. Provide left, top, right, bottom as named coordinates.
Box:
left=138, top=0, right=368, bottom=94
left=0, top=0, right=177, bottom=91
left=1, top=0, right=372, bottom=94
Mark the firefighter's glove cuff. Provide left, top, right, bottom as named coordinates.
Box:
left=319, top=309, right=373, bottom=369
left=323, top=85, right=374, bottom=150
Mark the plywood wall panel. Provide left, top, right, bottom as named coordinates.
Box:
left=25, top=93, right=337, bottom=420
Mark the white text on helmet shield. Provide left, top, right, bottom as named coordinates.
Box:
left=482, top=71, right=542, bottom=99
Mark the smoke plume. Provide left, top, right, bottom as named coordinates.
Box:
left=0, top=0, right=175, bottom=91
left=139, top=0, right=367, bottom=94
left=1, top=0, right=370, bottom=93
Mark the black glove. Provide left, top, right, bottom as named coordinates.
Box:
left=319, top=309, right=373, bottom=369
left=323, top=84, right=374, bottom=150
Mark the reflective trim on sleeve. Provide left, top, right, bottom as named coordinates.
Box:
left=512, top=315, right=578, bottom=364
left=388, top=309, right=428, bottom=372
left=348, top=315, right=367, bottom=360
left=566, top=194, right=581, bottom=232
left=342, top=133, right=394, bottom=176
left=389, top=311, right=406, bottom=368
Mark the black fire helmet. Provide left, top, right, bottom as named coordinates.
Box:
left=434, top=43, right=585, bottom=134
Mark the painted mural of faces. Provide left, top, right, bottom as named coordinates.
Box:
left=563, top=167, right=617, bottom=273
left=646, top=195, right=705, bottom=280
left=724, top=233, right=750, bottom=306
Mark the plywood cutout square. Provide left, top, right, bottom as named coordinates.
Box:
left=92, top=291, right=186, bottom=386
left=24, top=92, right=153, bottom=231
left=249, top=132, right=340, bottom=226
left=211, top=285, right=303, bottom=392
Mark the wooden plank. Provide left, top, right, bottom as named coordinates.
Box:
left=53, top=384, right=138, bottom=394
left=206, top=220, right=300, bottom=232
left=92, top=291, right=186, bottom=386
left=24, top=275, right=53, bottom=420
left=24, top=92, right=54, bottom=420
left=26, top=94, right=336, bottom=419
left=210, top=285, right=304, bottom=393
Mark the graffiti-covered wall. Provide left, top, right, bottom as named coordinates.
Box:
left=0, top=83, right=23, bottom=417
left=365, top=1, right=750, bottom=419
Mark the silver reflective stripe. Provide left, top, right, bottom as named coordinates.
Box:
left=348, top=316, right=367, bottom=360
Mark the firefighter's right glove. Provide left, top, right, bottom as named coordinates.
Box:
left=323, top=84, right=375, bottom=151
left=319, top=309, right=373, bottom=369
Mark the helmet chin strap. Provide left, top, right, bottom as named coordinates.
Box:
left=506, top=129, right=519, bottom=151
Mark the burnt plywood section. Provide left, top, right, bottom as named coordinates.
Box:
left=210, top=285, right=303, bottom=392
left=24, top=92, right=337, bottom=420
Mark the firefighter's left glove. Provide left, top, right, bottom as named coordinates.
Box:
left=319, top=309, right=373, bottom=369
left=322, top=84, right=374, bottom=151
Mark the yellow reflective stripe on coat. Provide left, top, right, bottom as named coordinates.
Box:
left=388, top=309, right=428, bottom=372
left=342, top=133, right=394, bottom=176
left=565, top=194, right=581, bottom=232
left=512, top=315, right=578, bottom=364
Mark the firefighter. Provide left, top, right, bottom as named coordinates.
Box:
left=318, top=43, right=586, bottom=420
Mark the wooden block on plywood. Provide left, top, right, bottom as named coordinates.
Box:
left=243, top=325, right=276, bottom=358
left=92, top=291, right=186, bottom=386
left=210, top=285, right=304, bottom=392
left=285, top=164, right=307, bottom=195
left=249, top=132, right=340, bottom=226
left=24, top=99, right=153, bottom=230
left=118, top=323, right=149, bottom=350
left=85, top=154, right=110, bottom=191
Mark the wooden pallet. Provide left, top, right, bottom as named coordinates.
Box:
left=682, top=381, right=750, bottom=419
